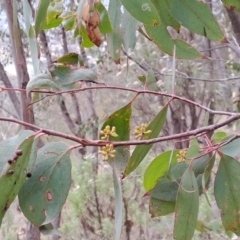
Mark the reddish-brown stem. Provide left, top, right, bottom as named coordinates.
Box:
left=1, top=114, right=240, bottom=148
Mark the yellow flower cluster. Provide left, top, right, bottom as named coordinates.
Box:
left=99, top=126, right=118, bottom=161
left=134, top=124, right=152, bottom=140
left=176, top=150, right=187, bottom=163
left=100, top=125, right=118, bottom=140
left=98, top=144, right=116, bottom=161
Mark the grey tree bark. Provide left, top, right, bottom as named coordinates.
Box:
left=3, top=0, right=40, bottom=239
left=0, top=62, right=21, bottom=117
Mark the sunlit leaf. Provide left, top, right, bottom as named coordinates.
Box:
left=62, top=13, right=76, bottom=31
left=54, top=53, right=81, bottom=65
left=35, top=0, right=51, bottom=36
left=74, top=24, right=80, bottom=38
left=211, top=131, right=227, bottom=144
left=214, top=155, right=240, bottom=235
left=124, top=104, right=168, bottom=177
left=95, top=1, right=113, bottom=34
left=19, top=142, right=72, bottom=226
left=149, top=163, right=188, bottom=218
left=42, top=18, right=62, bottom=30
left=42, top=2, right=63, bottom=30
left=79, top=24, right=95, bottom=48
left=143, top=150, right=179, bottom=191
left=174, top=167, right=199, bottom=240
left=120, top=0, right=160, bottom=26
left=46, top=2, right=63, bottom=24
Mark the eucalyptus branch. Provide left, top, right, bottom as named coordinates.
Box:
left=0, top=85, right=236, bottom=116
left=25, top=85, right=237, bottom=116
left=1, top=114, right=240, bottom=147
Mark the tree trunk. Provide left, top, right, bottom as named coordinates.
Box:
left=225, top=7, right=240, bottom=45
left=3, top=0, right=40, bottom=239
left=0, top=62, right=21, bottom=117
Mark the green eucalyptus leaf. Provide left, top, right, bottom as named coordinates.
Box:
left=192, top=154, right=211, bottom=176
left=214, top=155, right=240, bottom=235
left=79, top=24, right=95, bottom=48
left=222, top=0, right=240, bottom=12
left=151, top=0, right=180, bottom=31
left=124, top=104, right=168, bottom=177
left=219, top=137, right=240, bottom=157
left=149, top=198, right=175, bottom=217
left=95, top=1, right=113, bottom=34
left=186, top=139, right=199, bottom=159
left=108, top=0, right=122, bottom=63
left=62, top=13, right=76, bottom=31
left=0, top=131, right=35, bottom=225
left=49, top=65, right=97, bottom=88
left=121, top=9, right=138, bottom=53
left=26, top=73, right=60, bottom=98
left=145, top=25, right=202, bottom=59
left=35, top=0, right=51, bottom=36
left=150, top=178, right=179, bottom=201
left=120, top=0, right=160, bottom=26
left=211, top=131, right=227, bottom=144
left=166, top=0, right=224, bottom=41
left=143, top=150, right=179, bottom=191
left=100, top=103, right=132, bottom=171
left=19, top=142, right=72, bottom=226
left=46, top=2, right=63, bottom=24
left=54, top=53, right=81, bottom=65
left=174, top=167, right=199, bottom=240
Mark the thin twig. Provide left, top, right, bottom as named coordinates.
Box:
left=24, top=85, right=238, bottom=116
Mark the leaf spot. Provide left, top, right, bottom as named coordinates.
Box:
left=8, top=170, right=14, bottom=175
left=4, top=203, right=9, bottom=211
left=39, top=176, right=45, bottom=182
left=16, top=149, right=23, bottom=156
left=29, top=205, right=34, bottom=211
left=46, top=190, right=53, bottom=202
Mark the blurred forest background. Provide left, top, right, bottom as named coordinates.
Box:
left=1, top=0, right=240, bottom=239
